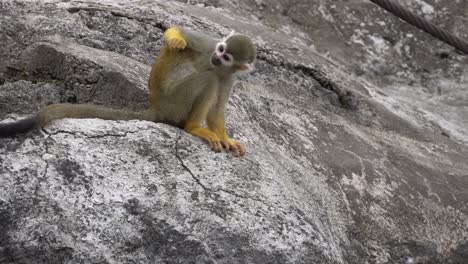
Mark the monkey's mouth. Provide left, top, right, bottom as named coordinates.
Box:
left=211, top=53, right=222, bottom=66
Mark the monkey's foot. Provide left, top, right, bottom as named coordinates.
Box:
left=186, top=127, right=223, bottom=152
left=221, top=139, right=246, bottom=157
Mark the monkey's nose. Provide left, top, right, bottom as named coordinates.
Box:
left=211, top=54, right=222, bottom=66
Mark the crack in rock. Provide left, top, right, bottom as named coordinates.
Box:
left=44, top=128, right=141, bottom=139
left=66, top=6, right=168, bottom=31
left=174, top=132, right=268, bottom=206
left=174, top=132, right=210, bottom=191
left=257, top=49, right=359, bottom=110
left=34, top=128, right=54, bottom=202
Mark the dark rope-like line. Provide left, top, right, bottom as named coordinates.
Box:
left=369, top=0, right=468, bottom=54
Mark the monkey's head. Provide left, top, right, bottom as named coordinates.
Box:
left=211, top=32, right=256, bottom=73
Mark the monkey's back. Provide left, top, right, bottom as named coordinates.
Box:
left=149, top=46, right=198, bottom=100
left=148, top=45, right=214, bottom=125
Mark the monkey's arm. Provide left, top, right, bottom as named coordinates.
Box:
left=206, top=80, right=246, bottom=156
left=164, top=27, right=217, bottom=52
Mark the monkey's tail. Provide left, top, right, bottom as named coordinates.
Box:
left=0, top=116, right=39, bottom=138
left=0, top=103, right=159, bottom=138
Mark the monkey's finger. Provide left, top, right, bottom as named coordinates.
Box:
left=215, top=141, right=223, bottom=152
left=232, top=146, right=241, bottom=157
left=210, top=140, right=222, bottom=152
left=176, top=39, right=187, bottom=48
left=237, top=143, right=246, bottom=156
left=213, top=142, right=220, bottom=152
left=233, top=142, right=245, bottom=156
left=169, top=39, right=186, bottom=49
left=167, top=40, right=175, bottom=48
left=221, top=140, right=231, bottom=151
left=168, top=39, right=181, bottom=49
left=209, top=140, right=215, bottom=151
left=210, top=141, right=216, bottom=151
left=173, top=40, right=182, bottom=48
left=225, top=142, right=239, bottom=157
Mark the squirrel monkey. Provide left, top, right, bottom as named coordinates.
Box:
left=0, top=27, right=256, bottom=156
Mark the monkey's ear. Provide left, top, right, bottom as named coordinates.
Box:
left=221, top=30, right=236, bottom=43
left=236, top=63, right=253, bottom=72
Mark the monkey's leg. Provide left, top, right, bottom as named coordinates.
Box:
left=185, top=106, right=223, bottom=152
left=182, top=78, right=223, bottom=152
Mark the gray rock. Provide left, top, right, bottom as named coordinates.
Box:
left=1, top=1, right=467, bottom=263
left=228, top=0, right=468, bottom=145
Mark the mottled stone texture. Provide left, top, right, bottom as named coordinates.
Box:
left=1, top=1, right=467, bottom=264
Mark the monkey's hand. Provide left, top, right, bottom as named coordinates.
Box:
left=164, top=27, right=187, bottom=49
left=221, top=137, right=246, bottom=157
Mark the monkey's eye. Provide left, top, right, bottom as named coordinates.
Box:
left=220, top=53, right=234, bottom=67
left=216, top=42, right=227, bottom=56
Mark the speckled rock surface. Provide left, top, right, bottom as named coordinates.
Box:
left=1, top=1, right=468, bottom=263
left=221, top=0, right=468, bottom=145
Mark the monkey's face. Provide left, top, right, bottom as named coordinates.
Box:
left=211, top=42, right=233, bottom=67
left=211, top=34, right=256, bottom=73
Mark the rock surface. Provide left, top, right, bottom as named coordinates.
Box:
left=1, top=0, right=468, bottom=263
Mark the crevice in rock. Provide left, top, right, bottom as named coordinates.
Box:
left=67, top=6, right=108, bottom=14
left=218, top=188, right=266, bottom=205
left=43, top=129, right=77, bottom=137
left=257, top=50, right=359, bottom=110
left=174, top=132, right=210, bottom=191
left=43, top=127, right=141, bottom=140
left=35, top=128, right=53, bottom=204
left=40, top=128, right=52, bottom=168
left=86, top=132, right=132, bottom=139
left=174, top=132, right=268, bottom=206
left=1, top=65, right=59, bottom=87
left=110, top=11, right=168, bottom=31
left=66, top=6, right=168, bottom=32
left=1, top=51, right=105, bottom=107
